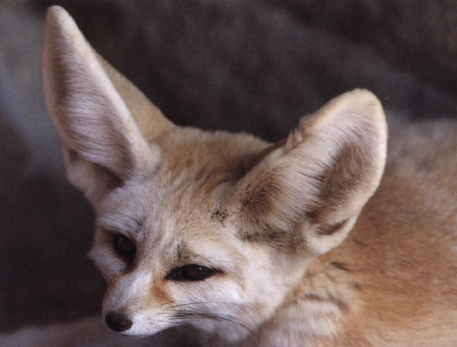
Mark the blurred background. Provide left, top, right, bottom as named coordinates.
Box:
left=1, top=0, right=457, bottom=344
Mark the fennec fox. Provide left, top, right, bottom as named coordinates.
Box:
left=42, top=6, right=457, bottom=346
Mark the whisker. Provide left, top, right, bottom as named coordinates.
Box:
left=154, top=300, right=259, bottom=338
left=162, top=301, right=258, bottom=327
left=160, top=301, right=175, bottom=307
left=171, top=309, right=255, bottom=335
left=169, top=301, right=248, bottom=310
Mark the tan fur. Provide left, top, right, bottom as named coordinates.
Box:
left=42, top=6, right=457, bottom=346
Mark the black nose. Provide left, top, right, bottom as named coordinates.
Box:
left=105, top=312, right=133, bottom=332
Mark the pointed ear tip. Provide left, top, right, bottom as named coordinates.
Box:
left=328, top=89, right=387, bottom=130
left=340, top=88, right=383, bottom=111
left=46, top=5, right=69, bottom=22
left=305, top=89, right=386, bottom=129
left=45, top=5, right=76, bottom=39
left=341, top=88, right=388, bottom=142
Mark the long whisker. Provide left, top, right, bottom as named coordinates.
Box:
left=155, top=300, right=259, bottom=340
left=171, top=309, right=255, bottom=335
left=169, top=301, right=249, bottom=310
left=159, top=301, right=176, bottom=307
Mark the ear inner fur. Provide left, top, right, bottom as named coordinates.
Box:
left=227, top=90, right=387, bottom=254
left=42, top=6, right=167, bottom=204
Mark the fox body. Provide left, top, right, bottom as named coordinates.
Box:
left=42, top=6, right=457, bottom=346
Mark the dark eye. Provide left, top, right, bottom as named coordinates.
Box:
left=167, top=264, right=216, bottom=282
left=113, top=234, right=136, bottom=262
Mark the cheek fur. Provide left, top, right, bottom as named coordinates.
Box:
left=150, top=280, right=174, bottom=305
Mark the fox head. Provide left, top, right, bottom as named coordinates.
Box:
left=42, top=6, right=387, bottom=342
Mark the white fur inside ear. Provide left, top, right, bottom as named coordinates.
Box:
left=304, top=215, right=359, bottom=255
left=44, top=6, right=156, bottom=172
left=231, top=89, right=387, bottom=255
left=42, top=6, right=161, bottom=204
left=296, top=89, right=387, bottom=253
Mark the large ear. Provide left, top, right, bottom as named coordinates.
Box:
left=228, top=90, right=387, bottom=254
left=42, top=6, right=174, bottom=205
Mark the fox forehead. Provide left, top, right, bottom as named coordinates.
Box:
left=152, top=126, right=270, bottom=184
left=94, top=128, right=268, bottom=266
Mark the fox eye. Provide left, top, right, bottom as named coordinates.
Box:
left=113, top=234, right=136, bottom=262
left=167, top=264, right=216, bottom=282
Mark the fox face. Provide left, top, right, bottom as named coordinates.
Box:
left=42, top=6, right=387, bottom=345
left=89, top=129, right=300, bottom=339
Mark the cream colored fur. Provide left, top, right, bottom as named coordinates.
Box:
left=42, top=6, right=457, bottom=346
